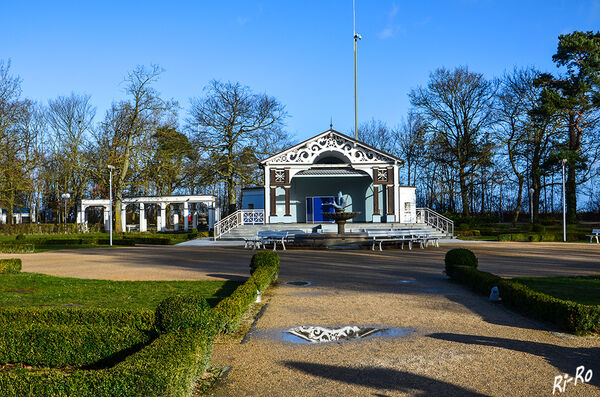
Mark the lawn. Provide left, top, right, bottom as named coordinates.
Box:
left=0, top=272, right=242, bottom=309
left=512, top=276, right=600, bottom=306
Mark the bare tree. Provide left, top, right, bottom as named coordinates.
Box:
left=397, top=111, right=426, bottom=186
left=410, top=66, right=497, bottom=216
left=188, top=80, right=289, bottom=215
left=357, top=119, right=398, bottom=155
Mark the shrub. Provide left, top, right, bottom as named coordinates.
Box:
left=250, top=250, right=280, bottom=275
left=155, top=295, right=212, bottom=333
left=0, top=324, right=153, bottom=367
left=14, top=234, right=25, bottom=241
left=0, top=259, right=21, bottom=274
left=96, top=238, right=136, bottom=246
left=541, top=233, right=556, bottom=242
left=498, top=234, right=511, bottom=241
left=445, top=265, right=502, bottom=296
left=444, top=248, right=478, bottom=274
left=528, top=234, right=542, bottom=242
left=0, top=307, right=154, bottom=330
left=0, top=243, right=34, bottom=253
left=532, top=224, right=546, bottom=233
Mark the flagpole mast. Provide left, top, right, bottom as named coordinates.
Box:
left=353, top=0, right=361, bottom=140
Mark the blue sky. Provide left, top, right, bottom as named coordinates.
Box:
left=1, top=1, right=599, bottom=142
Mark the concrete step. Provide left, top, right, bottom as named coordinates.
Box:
left=218, top=222, right=452, bottom=240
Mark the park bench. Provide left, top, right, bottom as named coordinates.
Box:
left=245, top=230, right=291, bottom=251
left=366, top=229, right=438, bottom=251
left=586, top=229, right=600, bottom=244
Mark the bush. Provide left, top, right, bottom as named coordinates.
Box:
left=0, top=243, right=34, bottom=253
left=541, top=233, right=557, bottom=242
left=0, top=326, right=213, bottom=397
left=250, top=250, right=280, bottom=275
left=155, top=295, right=212, bottom=333
left=0, top=259, right=21, bottom=274
left=528, top=234, right=542, bottom=242
left=532, top=224, right=546, bottom=233
left=498, top=234, right=511, bottom=241
left=14, top=234, right=25, bottom=241
left=444, top=248, right=478, bottom=274
left=0, top=324, right=153, bottom=367
left=97, top=238, right=136, bottom=246
left=0, top=307, right=154, bottom=330
left=445, top=265, right=502, bottom=296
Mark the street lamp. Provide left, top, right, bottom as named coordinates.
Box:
left=529, top=188, right=534, bottom=224
left=61, top=193, right=71, bottom=226
left=108, top=165, right=115, bottom=246
left=561, top=159, right=567, bottom=242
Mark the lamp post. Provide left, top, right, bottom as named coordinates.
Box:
left=529, top=188, right=534, bottom=224
left=61, top=193, right=71, bottom=227
left=108, top=165, right=115, bottom=246
left=561, top=159, right=567, bottom=242
left=353, top=0, right=361, bottom=140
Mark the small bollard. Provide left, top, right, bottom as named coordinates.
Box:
left=489, top=286, right=501, bottom=302
left=256, top=290, right=262, bottom=303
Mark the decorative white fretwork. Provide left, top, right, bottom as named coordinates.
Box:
left=377, top=169, right=388, bottom=182
left=274, top=169, right=286, bottom=183
left=265, top=132, right=397, bottom=165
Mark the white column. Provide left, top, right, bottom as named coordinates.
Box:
left=121, top=204, right=127, bottom=232
left=208, top=207, right=215, bottom=229
left=159, top=203, right=167, bottom=232
left=192, top=210, right=198, bottom=229
left=139, top=203, right=147, bottom=232
left=76, top=204, right=83, bottom=224
left=103, top=206, right=111, bottom=231
left=183, top=202, right=189, bottom=231
left=264, top=165, right=270, bottom=224
left=393, top=164, right=400, bottom=223
left=173, top=212, right=179, bottom=231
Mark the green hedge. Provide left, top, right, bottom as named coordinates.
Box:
left=444, top=248, right=478, bottom=275
left=0, top=223, right=101, bottom=236
left=0, top=326, right=212, bottom=397
left=155, top=295, right=212, bottom=333
left=96, top=238, right=136, bottom=246
left=213, top=251, right=280, bottom=333
left=0, top=243, right=34, bottom=253
left=446, top=265, right=600, bottom=335
left=0, top=307, right=154, bottom=330
left=0, top=258, right=22, bottom=274
left=498, top=232, right=585, bottom=242
left=0, top=325, right=153, bottom=367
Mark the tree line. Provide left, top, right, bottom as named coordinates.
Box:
left=358, top=31, right=600, bottom=224
left=0, top=30, right=598, bottom=229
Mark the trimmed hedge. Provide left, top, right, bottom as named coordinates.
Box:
left=0, top=243, right=34, bottom=253
left=0, top=326, right=212, bottom=397
left=155, top=295, right=212, bottom=333
left=444, top=248, right=478, bottom=275
left=214, top=251, right=280, bottom=333
left=446, top=263, right=600, bottom=335
left=0, top=258, right=22, bottom=274
left=0, top=307, right=154, bottom=330
left=0, top=324, right=153, bottom=367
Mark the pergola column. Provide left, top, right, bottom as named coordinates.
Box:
left=173, top=205, right=179, bottom=231
left=158, top=203, right=167, bottom=232
left=192, top=209, right=198, bottom=230
left=284, top=187, right=291, bottom=216
left=208, top=207, right=215, bottom=229
left=139, top=203, right=147, bottom=232
left=183, top=202, right=189, bottom=231
left=120, top=204, right=127, bottom=232
left=103, top=206, right=111, bottom=232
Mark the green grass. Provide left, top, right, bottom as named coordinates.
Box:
left=512, top=276, right=600, bottom=306
left=0, top=273, right=243, bottom=310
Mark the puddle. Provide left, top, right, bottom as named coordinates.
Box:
left=285, top=281, right=312, bottom=286
left=282, top=326, right=415, bottom=344
left=395, top=279, right=416, bottom=284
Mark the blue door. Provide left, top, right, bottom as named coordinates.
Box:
left=306, top=197, right=335, bottom=223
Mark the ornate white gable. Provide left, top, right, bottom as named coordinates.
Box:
left=261, top=130, right=400, bottom=165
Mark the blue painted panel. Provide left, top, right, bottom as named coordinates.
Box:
left=313, top=197, right=334, bottom=222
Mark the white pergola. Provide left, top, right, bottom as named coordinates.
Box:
left=77, top=195, right=218, bottom=232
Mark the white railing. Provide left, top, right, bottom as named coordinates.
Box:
left=416, top=208, right=454, bottom=237
left=214, top=209, right=265, bottom=240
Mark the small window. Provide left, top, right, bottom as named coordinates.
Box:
left=404, top=202, right=411, bottom=211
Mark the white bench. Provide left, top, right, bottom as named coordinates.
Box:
left=367, top=229, right=438, bottom=251
left=245, top=231, right=291, bottom=251
left=586, top=229, right=600, bottom=244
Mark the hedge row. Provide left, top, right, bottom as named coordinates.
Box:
left=0, top=307, right=155, bottom=330
left=0, top=223, right=101, bottom=236
left=445, top=250, right=600, bottom=335
left=0, top=325, right=153, bottom=368
left=497, top=232, right=585, bottom=242
left=0, top=327, right=212, bottom=397
left=212, top=251, right=280, bottom=333
left=0, top=243, right=34, bottom=253
left=0, top=258, right=22, bottom=274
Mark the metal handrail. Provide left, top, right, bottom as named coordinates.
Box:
left=214, top=209, right=265, bottom=240
left=416, top=207, right=454, bottom=237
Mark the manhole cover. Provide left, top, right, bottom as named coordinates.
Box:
left=286, top=326, right=381, bottom=343
left=285, top=281, right=312, bottom=286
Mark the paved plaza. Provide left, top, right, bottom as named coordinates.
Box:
left=2, top=242, right=600, bottom=396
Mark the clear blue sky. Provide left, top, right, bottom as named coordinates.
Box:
left=1, top=1, right=599, bottom=142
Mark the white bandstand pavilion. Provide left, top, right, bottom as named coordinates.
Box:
left=77, top=195, right=218, bottom=232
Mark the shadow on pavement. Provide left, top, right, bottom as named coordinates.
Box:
left=427, top=332, right=600, bottom=388
left=283, top=361, right=490, bottom=396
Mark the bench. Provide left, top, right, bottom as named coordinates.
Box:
left=366, top=229, right=438, bottom=251
left=245, top=231, right=291, bottom=251
left=586, top=229, right=600, bottom=244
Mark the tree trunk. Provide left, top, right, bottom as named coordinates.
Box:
left=227, top=176, right=237, bottom=215
left=566, top=164, right=577, bottom=224
left=513, top=177, right=524, bottom=226
left=459, top=169, right=469, bottom=217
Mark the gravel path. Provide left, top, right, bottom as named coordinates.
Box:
left=2, top=242, right=599, bottom=395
